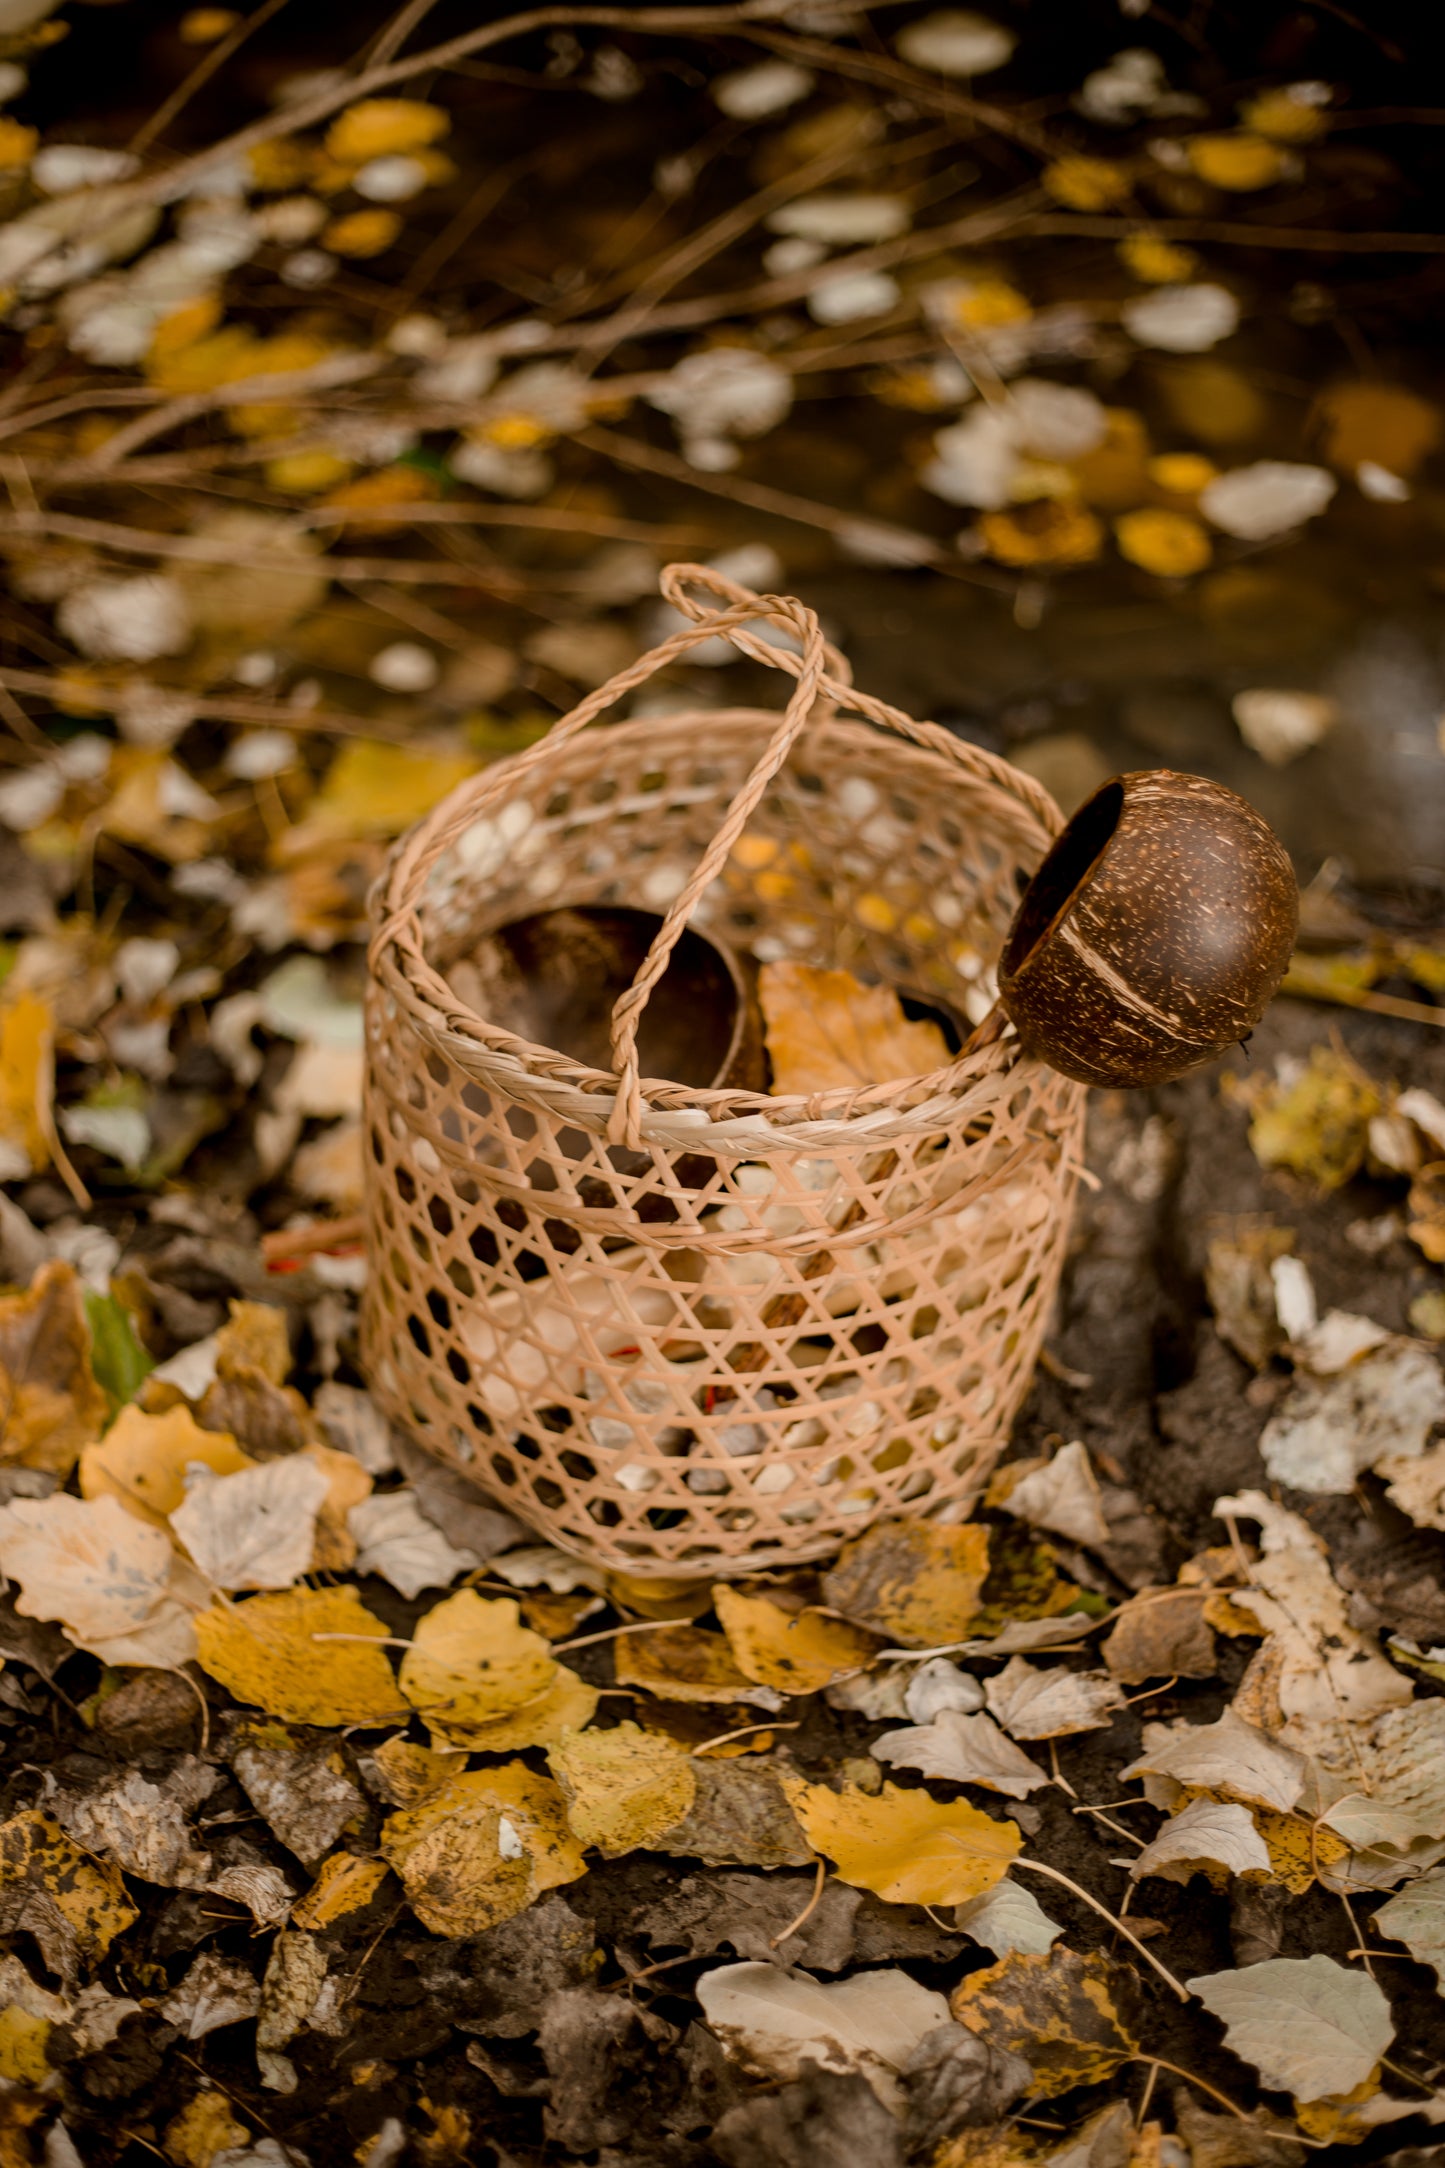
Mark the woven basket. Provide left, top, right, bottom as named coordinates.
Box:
left=362, top=565, right=1087, bottom=1578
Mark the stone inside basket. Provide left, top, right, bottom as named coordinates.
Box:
left=361, top=564, right=1086, bottom=1577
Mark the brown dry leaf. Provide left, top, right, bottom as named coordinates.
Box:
left=380, top=1763, right=585, bottom=1937
left=985, top=1657, right=1125, bottom=1740
left=871, top=1710, right=1049, bottom=1799
left=290, top=1853, right=390, bottom=1932
left=547, top=1722, right=697, bottom=1856
left=305, top=1442, right=373, bottom=1571
left=193, top=1586, right=408, bottom=1727
left=713, top=1586, right=880, bottom=1694
left=822, top=1519, right=990, bottom=1647
left=215, top=1300, right=291, bottom=1385
left=398, top=1590, right=597, bottom=1750
left=79, top=1404, right=253, bottom=1526
left=363, top=1736, right=467, bottom=1808
left=1206, top=1223, right=1296, bottom=1368
left=781, top=1777, right=1019, bottom=1905
left=1121, top=1709, right=1307, bottom=1813
left=758, top=962, right=951, bottom=1095
left=0, top=1810, right=138, bottom=1980
left=1130, top=1798, right=1271, bottom=1889
left=1408, top=1162, right=1445, bottom=1264
left=949, top=1948, right=1140, bottom=2100
left=659, top=1758, right=814, bottom=1868
left=987, top=1441, right=1110, bottom=1552
left=1103, top=1587, right=1218, bottom=1684
left=614, top=1623, right=786, bottom=1709
left=0, top=1260, right=108, bottom=1477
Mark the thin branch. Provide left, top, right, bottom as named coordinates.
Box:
left=128, top=0, right=296, bottom=156
left=1011, top=1859, right=1190, bottom=2000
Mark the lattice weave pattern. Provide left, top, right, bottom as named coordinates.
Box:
left=362, top=566, right=1087, bottom=1576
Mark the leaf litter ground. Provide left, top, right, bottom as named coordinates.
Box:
left=4, top=4, right=1445, bottom=2166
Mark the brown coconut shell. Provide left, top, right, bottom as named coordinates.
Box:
left=998, top=770, right=1299, bottom=1089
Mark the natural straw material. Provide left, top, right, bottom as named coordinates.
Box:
left=362, top=565, right=1086, bottom=1576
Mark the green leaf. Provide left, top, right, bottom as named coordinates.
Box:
left=84, top=1289, right=154, bottom=1419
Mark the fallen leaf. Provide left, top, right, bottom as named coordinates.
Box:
left=950, top=1948, right=1139, bottom=2100
left=1252, top=1808, right=1351, bottom=1894
left=0, top=994, right=57, bottom=1187
left=696, top=1960, right=950, bottom=2112
left=1120, top=1709, right=1307, bottom=1814
left=256, top=1928, right=326, bottom=2089
left=1102, top=1587, right=1218, bottom=1684
left=953, top=1877, right=1062, bottom=1957
left=1315, top=383, right=1440, bottom=479
left=713, top=1586, right=879, bottom=1694
left=79, top=1403, right=252, bottom=1526
left=781, top=1777, right=1019, bottom=1905
left=0, top=1261, right=108, bottom=1477
left=1246, top=1048, right=1381, bottom=1190
left=1130, top=1798, right=1271, bottom=1888
left=398, top=1589, right=598, bottom=1749
left=658, top=1757, right=813, bottom=1868
left=978, top=499, right=1104, bottom=570
left=380, top=1762, right=586, bottom=1936
left=1206, top=1224, right=1296, bottom=1367
left=274, top=740, right=476, bottom=863
left=1215, top=1491, right=1412, bottom=1755
left=985, top=1658, right=1125, bottom=1740
left=988, top=1441, right=1110, bottom=1551
left=547, top=1722, right=697, bottom=1857
left=194, top=1586, right=408, bottom=1727
left=1379, top=1440, right=1445, bottom=1530
left=163, top=2090, right=252, bottom=2167
left=50, top=1761, right=215, bottom=1887
left=1257, top=1339, right=1445, bottom=1494
left=228, top=1721, right=368, bottom=1868
left=1374, top=1865, right=1445, bottom=1985
left=361, top=1735, right=466, bottom=1808
left=758, top=963, right=951, bottom=1095
left=346, top=1488, right=482, bottom=1596
left=170, top=1454, right=331, bottom=1589
left=1115, top=507, right=1212, bottom=576
left=872, top=1710, right=1049, bottom=1798
left=822, top=1519, right=990, bottom=1647
left=0, top=1490, right=177, bottom=1649
left=1314, top=1699, right=1445, bottom=1866
left=1188, top=1955, right=1393, bottom=2103
left=290, top=1852, right=390, bottom=1932
left=325, top=97, right=449, bottom=164
left=0, top=1810, right=138, bottom=1980
left=1185, top=133, right=1286, bottom=190
left=613, top=1623, right=786, bottom=1710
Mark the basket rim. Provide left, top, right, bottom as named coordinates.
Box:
left=369, top=704, right=1067, bottom=1144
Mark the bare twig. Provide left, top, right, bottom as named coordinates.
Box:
left=1011, top=1858, right=1190, bottom=2000
left=129, top=0, right=296, bottom=156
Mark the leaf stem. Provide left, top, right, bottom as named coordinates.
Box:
left=1012, top=1860, right=1190, bottom=2001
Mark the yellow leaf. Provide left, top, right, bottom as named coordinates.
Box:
left=822, top=1517, right=989, bottom=1646
left=1240, top=88, right=1330, bottom=143
left=1246, top=1046, right=1381, bottom=1191
left=274, top=739, right=475, bottom=863
left=101, top=748, right=216, bottom=865
left=325, top=209, right=402, bottom=258
left=0, top=1809, right=138, bottom=1976
left=1294, top=2077, right=1388, bottom=2145
left=613, top=1623, right=782, bottom=1708
left=0, top=1259, right=108, bottom=1478
left=264, top=450, right=354, bottom=495
left=194, top=1586, right=408, bottom=1727
left=1249, top=1807, right=1350, bottom=1893
left=381, top=1763, right=585, bottom=1936
left=978, top=498, right=1103, bottom=569
left=149, top=293, right=223, bottom=359
left=365, top=1736, right=467, bottom=1807
left=782, top=1777, right=1019, bottom=1905
left=1185, top=134, right=1286, bottom=191
left=1068, top=407, right=1150, bottom=511
left=164, top=2091, right=252, bottom=2168
left=954, top=279, right=1032, bottom=329
left=713, top=1586, right=880, bottom=1694
left=318, top=463, right=438, bottom=530
left=80, top=1404, right=252, bottom=1526
left=291, top=1852, right=390, bottom=1931
left=0, top=120, right=38, bottom=171
left=325, top=99, right=450, bottom=165
left=1115, top=508, right=1212, bottom=577
left=179, top=8, right=240, bottom=41
left=1147, top=452, right=1218, bottom=496
left=950, top=1948, right=1140, bottom=2099
left=604, top=1570, right=714, bottom=1622
left=0, top=2005, right=51, bottom=2085
left=0, top=992, right=55, bottom=1181
left=305, top=1442, right=373, bottom=1572
left=1315, top=382, right=1440, bottom=479
left=547, top=1721, right=697, bottom=1855
left=398, top=1590, right=566, bottom=1747
left=247, top=138, right=313, bottom=191
left=1042, top=156, right=1132, bottom=210
left=1118, top=235, right=1200, bottom=284
left=759, top=962, right=950, bottom=1096
left=1156, top=359, right=1267, bottom=448
left=1409, top=1162, right=1445, bottom=1265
